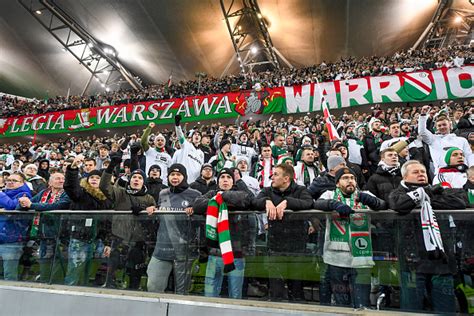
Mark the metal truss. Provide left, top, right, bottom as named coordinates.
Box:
left=220, top=0, right=293, bottom=77
left=18, top=0, right=144, bottom=95
left=413, top=0, right=473, bottom=50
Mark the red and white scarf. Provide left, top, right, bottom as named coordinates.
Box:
left=40, top=189, right=63, bottom=204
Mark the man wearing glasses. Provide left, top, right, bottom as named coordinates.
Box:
left=0, top=172, right=32, bottom=280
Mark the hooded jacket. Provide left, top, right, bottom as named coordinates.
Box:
left=0, top=183, right=32, bottom=243
left=100, top=170, right=156, bottom=242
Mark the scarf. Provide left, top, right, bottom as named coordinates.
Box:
left=372, top=131, right=382, bottom=146
left=301, top=162, right=318, bottom=187
left=256, top=157, right=273, bottom=188
left=419, top=189, right=445, bottom=254
left=205, top=192, right=235, bottom=272
left=31, top=189, right=64, bottom=238
left=327, top=188, right=374, bottom=267
left=216, top=151, right=235, bottom=173
left=126, top=184, right=148, bottom=196
left=378, top=161, right=400, bottom=176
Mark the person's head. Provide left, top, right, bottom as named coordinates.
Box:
left=274, top=134, right=285, bottom=148
left=389, top=122, right=400, bottom=138
left=200, top=163, right=214, bottom=180
left=24, top=164, right=38, bottom=178
left=435, top=116, right=451, bottom=135
left=400, top=122, right=411, bottom=133
left=83, top=158, right=96, bottom=173
left=191, top=131, right=202, bottom=146
left=335, top=168, right=357, bottom=195
left=454, top=108, right=463, bottom=120
left=334, top=144, right=348, bottom=159
left=5, top=172, right=26, bottom=190
left=219, top=139, right=232, bottom=154
left=217, top=168, right=234, bottom=191
left=98, top=145, right=109, bottom=158
left=261, top=144, right=272, bottom=159
left=48, top=172, right=65, bottom=190
left=167, top=163, right=187, bottom=187
left=11, top=160, right=22, bottom=172
left=279, top=156, right=294, bottom=167
left=39, top=160, right=49, bottom=170
left=301, top=148, right=315, bottom=164
left=467, top=166, right=474, bottom=183
left=87, top=170, right=102, bottom=188
left=271, top=164, right=294, bottom=191
left=401, top=160, right=428, bottom=184
left=74, top=144, right=83, bottom=153
left=327, top=155, right=346, bottom=175
left=129, top=169, right=146, bottom=190
left=154, top=134, right=166, bottom=149
left=49, top=152, right=58, bottom=160
left=201, top=135, right=211, bottom=146
left=371, top=119, right=382, bottom=132
left=148, top=165, right=161, bottom=179
left=239, top=133, right=248, bottom=144
left=380, top=148, right=399, bottom=167
left=444, top=147, right=464, bottom=166
left=327, top=149, right=342, bottom=157
left=236, top=158, right=249, bottom=173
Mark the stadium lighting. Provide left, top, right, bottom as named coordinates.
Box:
left=238, top=25, right=242, bottom=31
left=35, top=10, right=42, bottom=15
left=470, top=0, right=474, bottom=5
left=101, top=83, right=105, bottom=88
left=251, top=46, right=258, bottom=54
left=105, top=87, right=110, bottom=92
left=454, top=16, right=463, bottom=24
left=257, top=13, right=262, bottom=19
left=61, top=47, right=67, bottom=52
left=87, top=42, right=94, bottom=48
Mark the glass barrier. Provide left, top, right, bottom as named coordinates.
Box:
left=1, top=209, right=473, bottom=315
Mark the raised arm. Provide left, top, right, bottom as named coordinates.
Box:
left=418, top=106, right=435, bottom=145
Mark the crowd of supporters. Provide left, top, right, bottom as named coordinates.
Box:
left=1, top=44, right=472, bottom=118
left=0, top=95, right=473, bottom=312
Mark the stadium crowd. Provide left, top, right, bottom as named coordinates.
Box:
left=0, top=44, right=472, bottom=118
left=0, top=95, right=473, bottom=312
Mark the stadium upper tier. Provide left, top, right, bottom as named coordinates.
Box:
left=1, top=45, right=471, bottom=119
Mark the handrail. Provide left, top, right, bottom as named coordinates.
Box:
left=0, top=209, right=473, bottom=215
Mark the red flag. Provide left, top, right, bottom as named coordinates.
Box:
left=167, top=73, right=172, bottom=88
left=322, top=99, right=340, bottom=141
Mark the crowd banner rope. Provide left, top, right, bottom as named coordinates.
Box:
left=0, top=65, right=473, bottom=138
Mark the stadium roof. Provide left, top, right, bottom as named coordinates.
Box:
left=0, top=0, right=469, bottom=98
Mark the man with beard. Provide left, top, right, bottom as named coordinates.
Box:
left=333, top=143, right=365, bottom=189
left=173, top=115, right=204, bottom=182
left=388, top=160, right=466, bottom=313
left=365, top=148, right=402, bottom=202
left=433, top=147, right=467, bottom=188
left=364, top=118, right=389, bottom=174
left=190, top=163, right=217, bottom=195
left=141, top=122, right=172, bottom=183
left=295, top=147, right=320, bottom=188
left=314, top=167, right=387, bottom=308
left=418, top=105, right=474, bottom=171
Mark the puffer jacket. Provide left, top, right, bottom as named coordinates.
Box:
left=100, top=170, right=156, bottom=242
left=365, top=165, right=402, bottom=202
left=308, top=172, right=335, bottom=200
left=388, top=182, right=466, bottom=274
left=190, top=177, right=217, bottom=195
left=0, top=184, right=32, bottom=243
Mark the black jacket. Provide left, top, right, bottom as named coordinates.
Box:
left=388, top=182, right=466, bottom=274
left=308, top=172, right=335, bottom=200
left=190, top=177, right=217, bottom=195
left=253, top=181, right=314, bottom=211
left=364, top=165, right=402, bottom=202
left=146, top=177, right=167, bottom=202
left=364, top=133, right=390, bottom=171
left=314, top=190, right=387, bottom=211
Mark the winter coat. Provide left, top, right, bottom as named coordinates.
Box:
left=194, top=181, right=253, bottom=258
left=364, top=133, right=390, bottom=172
left=388, top=182, right=466, bottom=274
left=146, top=177, right=167, bottom=202
left=100, top=170, right=156, bottom=242
left=26, top=175, right=47, bottom=196
left=190, top=177, right=217, bottom=195
left=152, top=186, right=201, bottom=261
left=252, top=181, right=314, bottom=253
left=365, top=165, right=402, bottom=202
left=308, top=172, right=336, bottom=200
left=0, top=183, right=32, bottom=243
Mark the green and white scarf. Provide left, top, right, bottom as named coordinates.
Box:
left=216, top=151, right=235, bottom=173
left=327, top=188, right=374, bottom=267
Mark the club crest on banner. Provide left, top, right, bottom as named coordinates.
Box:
left=401, top=71, right=433, bottom=100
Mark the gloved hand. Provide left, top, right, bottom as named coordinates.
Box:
left=174, top=114, right=182, bottom=127
left=131, top=205, right=142, bottom=216
left=427, top=184, right=444, bottom=195
left=130, top=143, right=142, bottom=155
left=106, top=151, right=123, bottom=174
left=331, top=201, right=353, bottom=216
left=358, top=192, right=377, bottom=206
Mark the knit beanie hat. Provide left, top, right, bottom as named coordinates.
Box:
left=201, top=163, right=214, bottom=173
left=148, top=164, right=161, bottom=175
left=130, top=169, right=146, bottom=181
left=444, top=147, right=461, bottom=166
left=87, top=169, right=103, bottom=180
left=327, top=155, right=345, bottom=171
left=217, top=168, right=235, bottom=183
left=334, top=167, right=357, bottom=184
left=278, top=156, right=294, bottom=165
left=219, top=139, right=232, bottom=150
left=168, top=163, right=188, bottom=182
